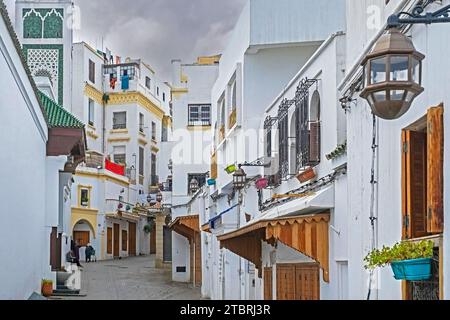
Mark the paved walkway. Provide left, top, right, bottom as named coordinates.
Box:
left=61, top=255, right=201, bottom=300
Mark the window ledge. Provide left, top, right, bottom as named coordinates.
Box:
left=110, top=129, right=129, bottom=134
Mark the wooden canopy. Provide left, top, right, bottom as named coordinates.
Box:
left=218, top=212, right=330, bottom=282
left=169, top=215, right=200, bottom=240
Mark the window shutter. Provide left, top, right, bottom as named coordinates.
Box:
left=402, top=130, right=428, bottom=239
left=264, top=268, right=273, bottom=300
left=309, top=122, right=321, bottom=164
left=427, top=105, right=444, bottom=234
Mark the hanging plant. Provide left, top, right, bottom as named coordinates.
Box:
left=326, top=141, right=347, bottom=160
left=364, top=240, right=434, bottom=281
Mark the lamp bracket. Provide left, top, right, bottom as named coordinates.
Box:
left=388, top=0, right=450, bottom=28
left=239, top=157, right=271, bottom=168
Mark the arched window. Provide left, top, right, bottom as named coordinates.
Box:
left=23, top=10, right=42, bottom=39
left=278, top=100, right=290, bottom=179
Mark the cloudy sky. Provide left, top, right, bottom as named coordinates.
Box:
left=5, top=0, right=247, bottom=80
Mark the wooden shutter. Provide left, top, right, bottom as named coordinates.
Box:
left=402, top=130, right=428, bottom=239
left=264, top=268, right=273, bottom=300
left=427, top=105, right=444, bottom=234
left=107, top=227, right=113, bottom=254
left=309, top=122, right=321, bottom=164
left=89, top=60, right=95, bottom=83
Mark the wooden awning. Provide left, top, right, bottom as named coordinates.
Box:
left=201, top=223, right=211, bottom=233
left=218, top=212, right=330, bottom=282
left=169, top=215, right=200, bottom=240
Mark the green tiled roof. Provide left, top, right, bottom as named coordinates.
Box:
left=38, top=91, right=85, bottom=129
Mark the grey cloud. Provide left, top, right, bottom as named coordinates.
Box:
left=73, top=0, right=247, bottom=80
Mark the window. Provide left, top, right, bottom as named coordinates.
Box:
left=139, top=113, right=144, bottom=133
left=104, top=66, right=118, bottom=79
left=113, top=112, right=127, bottom=129
left=113, top=146, right=126, bottom=165
left=89, top=60, right=95, bottom=84
left=145, top=76, right=151, bottom=89
left=278, top=104, right=289, bottom=180
left=139, top=147, right=144, bottom=179
left=120, top=65, right=137, bottom=80
left=80, top=188, right=90, bottom=207
left=157, top=87, right=160, bottom=96
left=151, top=154, right=158, bottom=186
left=402, top=105, right=444, bottom=240
left=151, top=121, right=156, bottom=140
left=162, top=125, right=168, bottom=142
left=295, top=88, right=321, bottom=171
left=188, top=104, right=211, bottom=126
left=231, top=79, right=237, bottom=111
left=163, top=92, right=166, bottom=102
left=88, top=99, right=95, bottom=126
left=187, top=173, right=207, bottom=194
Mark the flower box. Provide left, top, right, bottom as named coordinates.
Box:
left=225, top=164, right=237, bottom=174
left=391, top=258, right=433, bottom=281
left=207, top=179, right=216, bottom=186
left=296, top=167, right=316, bottom=183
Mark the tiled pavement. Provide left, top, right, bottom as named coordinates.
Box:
left=59, top=255, right=201, bottom=300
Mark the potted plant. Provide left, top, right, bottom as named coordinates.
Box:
left=225, top=164, right=237, bottom=174
left=364, top=240, right=434, bottom=281
left=296, top=167, right=316, bottom=183
left=41, top=279, right=53, bottom=297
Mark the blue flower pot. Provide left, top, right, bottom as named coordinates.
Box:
left=390, top=258, right=433, bottom=281
left=207, top=179, right=216, bottom=186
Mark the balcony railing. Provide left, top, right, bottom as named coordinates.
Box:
left=85, top=152, right=104, bottom=169
left=228, top=108, right=237, bottom=129
left=113, top=123, right=127, bottom=130
left=188, top=119, right=211, bottom=127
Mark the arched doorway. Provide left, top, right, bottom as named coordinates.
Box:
left=73, top=220, right=96, bottom=262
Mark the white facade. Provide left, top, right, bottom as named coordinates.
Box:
left=1, top=1, right=80, bottom=299
left=167, top=57, right=219, bottom=285
left=70, top=42, right=172, bottom=261
left=198, top=0, right=346, bottom=300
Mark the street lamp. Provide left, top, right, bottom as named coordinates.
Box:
left=233, top=167, right=247, bottom=190
left=360, top=28, right=425, bottom=120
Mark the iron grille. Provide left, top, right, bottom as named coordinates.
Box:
left=278, top=99, right=290, bottom=180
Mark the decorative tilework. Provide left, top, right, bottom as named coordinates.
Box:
left=22, top=8, right=64, bottom=39
left=23, top=44, right=64, bottom=105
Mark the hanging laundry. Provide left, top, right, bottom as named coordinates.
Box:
left=110, top=75, right=117, bottom=89
left=121, top=74, right=129, bottom=90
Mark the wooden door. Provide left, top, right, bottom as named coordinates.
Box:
left=402, top=130, right=428, bottom=239
left=73, top=231, right=90, bottom=247
left=295, top=264, right=320, bottom=300
left=129, top=222, right=137, bottom=256
left=150, top=223, right=156, bottom=254
left=122, top=230, right=128, bottom=252
left=50, top=227, right=62, bottom=271
left=194, top=233, right=202, bottom=286
left=264, top=267, right=273, bottom=300
left=107, top=227, right=113, bottom=254
left=276, top=265, right=296, bottom=300
left=113, top=224, right=120, bottom=258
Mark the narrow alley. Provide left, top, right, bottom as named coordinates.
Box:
left=59, top=256, right=201, bottom=300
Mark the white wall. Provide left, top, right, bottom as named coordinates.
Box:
left=172, top=233, right=191, bottom=282
left=0, top=13, right=49, bottom=299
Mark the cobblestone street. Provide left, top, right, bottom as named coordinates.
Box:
left=60, top=256, right=201, bottom=300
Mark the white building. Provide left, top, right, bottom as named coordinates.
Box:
left=338, top=0, right=449, bottom=300
left=166, top=56, right=220, bottom=287
left=199, top=0, right=346, bottom=300
left=1, top=0, right=86, bottom=299
left=70, top=41, right=173, bottom=262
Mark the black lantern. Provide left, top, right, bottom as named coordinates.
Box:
left=233, top=167, right=247, bottom=190
left=156, top=192, right=163, bottom=203
left=360, top=28, right=425, bottom=120
left=189, top=178, right=199, bottom=194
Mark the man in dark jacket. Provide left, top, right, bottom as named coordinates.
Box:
left=71, top=240, right=83, bottom=268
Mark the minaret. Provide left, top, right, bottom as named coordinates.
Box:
left=15, top=0, right=73, bottom=108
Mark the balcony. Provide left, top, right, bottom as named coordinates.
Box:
left=228, top=108, right=237, bottom=129
left=85, top=151, right=104, bottom=169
